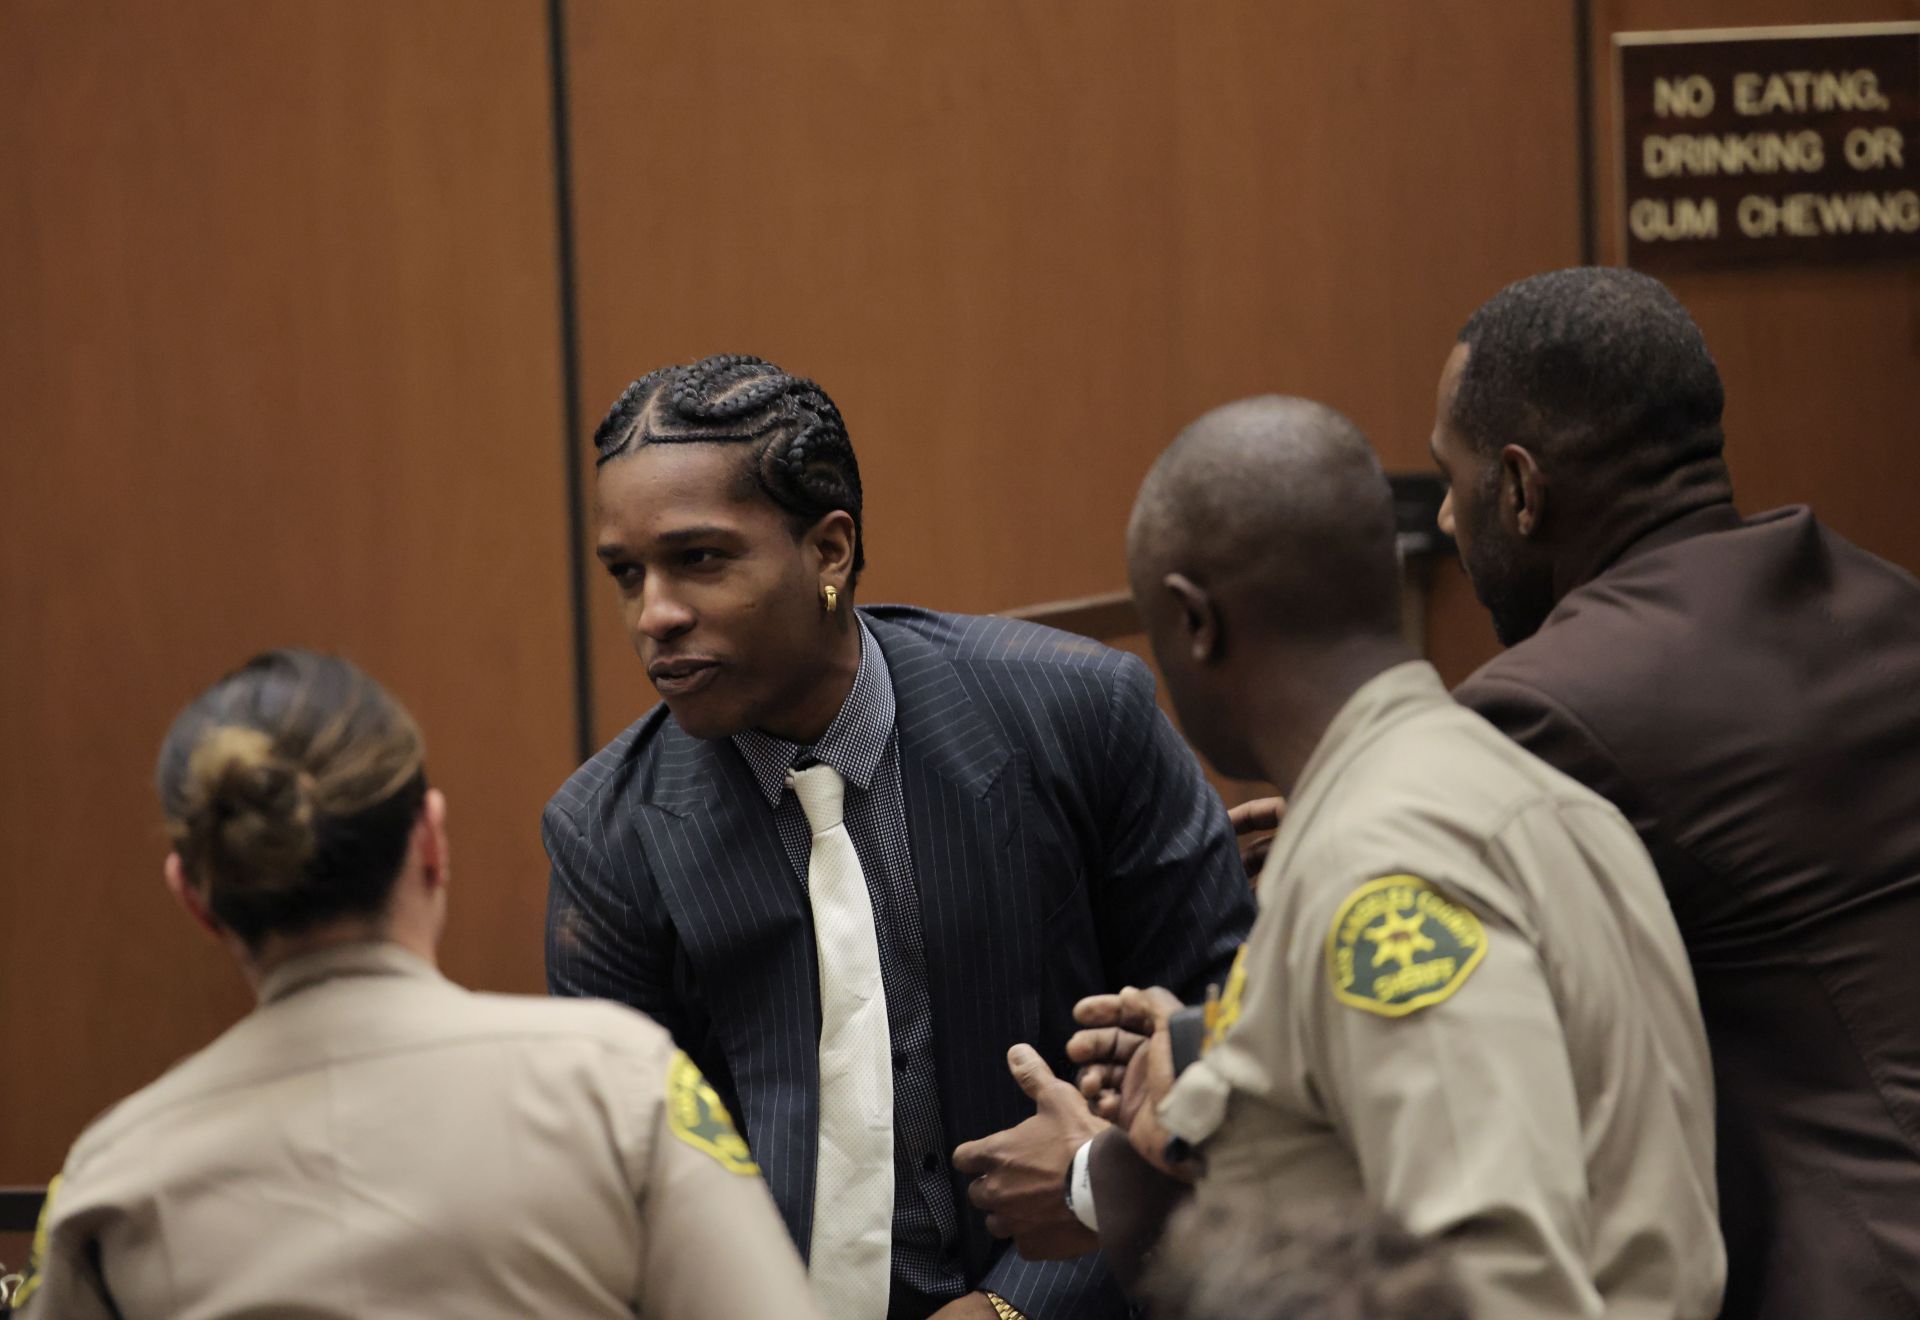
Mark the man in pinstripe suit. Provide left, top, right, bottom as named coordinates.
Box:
left=543, top=356, right=1254, bottom=1320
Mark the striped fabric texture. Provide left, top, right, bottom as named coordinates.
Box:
left=544, top=606, right=1254, bottom=1320
left=734, top=621, right=964, bottom=1295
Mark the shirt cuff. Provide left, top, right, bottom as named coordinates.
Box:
left=1066, top=1137, right=1099, bottom=1232
left=1159, top=1055, right=1232, bottom=1148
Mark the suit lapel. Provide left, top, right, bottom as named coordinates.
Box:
left=636, top=724, right=821, bottom=1253
left=870, top=618, right=1040, bottom=1149
left=630, top=616, right=1043, bottom=1260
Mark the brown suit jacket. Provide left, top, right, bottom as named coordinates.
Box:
left=1456, top=503, right=1920, bottom=1320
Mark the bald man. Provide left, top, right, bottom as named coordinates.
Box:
left=961, top=398, right=1723, bottom=1319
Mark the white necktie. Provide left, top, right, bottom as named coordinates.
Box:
left=788, top=763, right=893, bottom=1318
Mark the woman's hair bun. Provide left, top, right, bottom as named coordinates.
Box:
left=157, top=650, right=427, bottom=946
left=181, top=724, right=317, bottom=891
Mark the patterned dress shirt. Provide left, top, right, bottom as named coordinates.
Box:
left=733, top=619, right=964, bottom=1300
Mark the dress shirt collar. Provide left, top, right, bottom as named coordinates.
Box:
left=732, top=615, right=896, bottom=807
left=255, top=939, right=443, bottom=1006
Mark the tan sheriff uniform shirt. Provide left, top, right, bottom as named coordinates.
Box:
left=17, top=942, right=819, bottom=1320
left=1161, top=662, right=1723, bottom=1319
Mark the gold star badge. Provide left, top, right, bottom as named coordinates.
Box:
left=1364, top=908, right=1436, bottom=972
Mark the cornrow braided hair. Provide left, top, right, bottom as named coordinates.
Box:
left=593, top=354, right=865, bottom=582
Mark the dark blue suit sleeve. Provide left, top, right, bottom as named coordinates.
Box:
left=978, top=660, right=1248, bottom=1320
left=1092, top=657, right=1254, bottom=1000
left=542, top=800, right=680, bottom=1037
left=981, top=1247, right=1135, bottom=1320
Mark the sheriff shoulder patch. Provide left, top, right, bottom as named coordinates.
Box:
left=1204, top=943, right=1249, bottom=1053
left=11, top=1172, right=60, bottom=1309
left=1327, top=875, right=1486, bottom=1018
left=666, top=1051, right=759, bottom=1176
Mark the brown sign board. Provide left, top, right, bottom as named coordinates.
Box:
left=1615, top=23, right=1920, bottom=271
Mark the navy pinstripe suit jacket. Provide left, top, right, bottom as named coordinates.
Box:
left=544, top=607, right=1253, bottom=1319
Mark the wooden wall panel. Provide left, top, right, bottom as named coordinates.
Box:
left=0, top=1, right=573, bottom=1181
left=1591, top=0, right=1920, bottom=575
left=565, top=0, right=1560, bottom=739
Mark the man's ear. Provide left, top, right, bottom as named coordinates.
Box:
left=1498, top=443, right=1549, bottom=539
left=164, top=852, right=222, bottom=940
left=1163, top=573, right=1223, bottom=664
left=806, top=510, right=858, bottom=591
left=416, top=789, right=450, bottom=894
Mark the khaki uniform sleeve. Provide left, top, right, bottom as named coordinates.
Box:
left=631, top=1050, right=822, bottom=1320
left=13, top=1174, right=119, bottom=1320
left=1304, top=873, right=1602, bottom=1320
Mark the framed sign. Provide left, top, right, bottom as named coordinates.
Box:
left=1614, top=22, right=1920, bottom=271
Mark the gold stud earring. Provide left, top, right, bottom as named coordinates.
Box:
left=821, top=584, right=839, bottom=614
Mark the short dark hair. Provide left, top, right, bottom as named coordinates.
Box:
left=1131, top=396, right=1404, bottom=644
left=594, top=354, right=865, bottom=584
left=1455, top=267, right=1725, bottom=481
left=1140, top=1192, right=1469, bottom=1320
left=156, top=650, right=428, bottom=948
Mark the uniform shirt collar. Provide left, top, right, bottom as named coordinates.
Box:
left=732, top=616, right=896, bottom=807
left=1290, top=660, right=1449, bottom=807
left=255, top=939, right=443, bottom=1006
left=1245, top=661, right=1451, bottom=902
